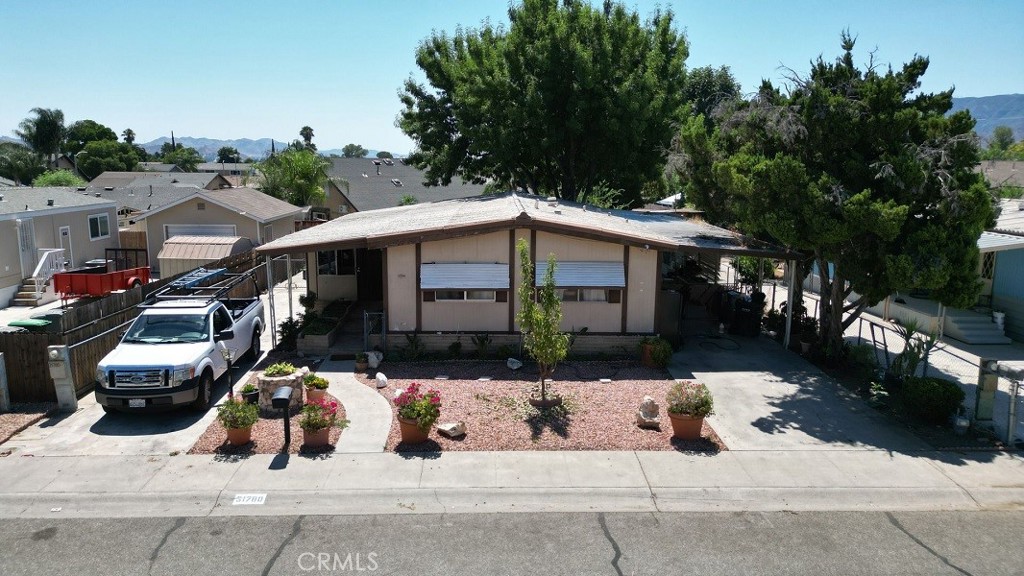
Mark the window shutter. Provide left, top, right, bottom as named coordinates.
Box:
left=608, top=290, right=622, bottom=304
left=422, top=291, right=435, bottom=302
left=496, top=290, right=508, bottom=303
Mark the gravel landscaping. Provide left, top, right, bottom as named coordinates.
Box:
left=188, top=393, right=346, bottom=456
left=360, top=360, right=727, bottom=453
left=0, top=403, right=57, bottom=452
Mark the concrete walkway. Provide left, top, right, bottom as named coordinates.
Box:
left=320, top=359, right=392, bottom=453
left=0, top=449, right=1020, bottom=518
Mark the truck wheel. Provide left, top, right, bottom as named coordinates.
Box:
left=244, top=328, right=261, bottom=361
left=130, top=280, right=142, bottom=289
left=191, top=369, right=214, bottom=411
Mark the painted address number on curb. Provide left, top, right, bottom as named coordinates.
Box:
left=232, top=493, right=267, bottom=505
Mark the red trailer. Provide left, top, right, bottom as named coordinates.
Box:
left=53, top=248, right=150, bottom=302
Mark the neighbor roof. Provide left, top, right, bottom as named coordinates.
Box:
left=88, top=171, right=229, bottom=190
left=994, top=198, right=1024, bottom=236
left=136, top=186, right=306, bottom=223
left=257, top=192, right=796, bottom=259
left=326, top=157, right=486, bottom=211
left=85, top=185, right=196, bottom=214
left=138, top=162, right=182, bottom=173
left=197, top=162, right=254, bottom=172
left=980, top=160, right=1024, bottom=189
left=0, top=187, right=116, bottom=218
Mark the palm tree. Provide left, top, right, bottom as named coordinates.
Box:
left=122, top=128, right=135, bottom=145
left=15, top=108, right=65, bottom=166
left=300, top=126, right=314, bottom=146
left=0, top=142, right=46, bottom=185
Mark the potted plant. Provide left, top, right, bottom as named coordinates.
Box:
left=640, top=336, right=673, bottom=368
left=799, top=317, right=817, bottom=354
left=394, top=382, right=441, bottom=444
left=665, top=380, right=714, bottom=440
left=216, top=397, right=259, bottom=446
left=354, top=352, right=369, bottom=372
left=303, top=372, right=329, bottom=402
left=298, top=397, right=348, bottom=447
left=263, top=362, right=296, bottom=377
left=239, top=383, right=259, bottom=405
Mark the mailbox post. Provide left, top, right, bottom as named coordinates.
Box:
left=272, top=386, right=294, bottom=446
left=47, top=345, right=78, bottom=413
left=976, top=358, right=999, bottom=422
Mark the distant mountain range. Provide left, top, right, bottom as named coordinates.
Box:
left=138, top=136, right=381, bottom=161
left=950, top=94, right=1024, bottom=144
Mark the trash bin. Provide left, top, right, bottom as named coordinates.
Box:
left=8, top=318, right=52, bottom=333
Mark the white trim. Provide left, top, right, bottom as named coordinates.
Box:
left=0, top=201, right=117, bottom=221
left=88, top=213, right=111, bottom=241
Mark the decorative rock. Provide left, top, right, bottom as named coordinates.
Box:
left=507, top=358, right=523, bottom=370
left=636, top=395, right=661, bottom=429
left=437, top=421, right=466, bottom=438
left=376, top=372, right=388, bottom=389
left=367, top=351, right=384, bottom=369
left=393, top=388, right=405, bottom=399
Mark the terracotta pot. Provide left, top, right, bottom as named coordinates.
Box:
left=355, top=361, right=369, bottom=372
left=641, top=343, right=655, bottom=367
left=306, top=388, right=327, bottom=403
left=303, top=427, right=330, bottom=447
left=225, top=426, right=252, bottom=446
left=667, top=412, right=704, bottom=440
left=397, top=416, right=429, bottom=444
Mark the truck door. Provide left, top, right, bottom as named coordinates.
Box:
left=212, top=305, right=234, bottom=377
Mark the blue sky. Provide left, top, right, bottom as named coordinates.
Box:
left=2, top=0, right=1021, bottom=155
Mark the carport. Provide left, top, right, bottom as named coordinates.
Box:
left=157, top=235, right=255, bottom=279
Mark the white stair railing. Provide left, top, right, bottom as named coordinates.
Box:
left=31, top=248, right=67, bottom=300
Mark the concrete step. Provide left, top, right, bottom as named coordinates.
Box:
left=10, top=298, right=41, bottom=307
left=947, top=329, right=1012, bottom=345
left=948, top=316, right=999, bottom=327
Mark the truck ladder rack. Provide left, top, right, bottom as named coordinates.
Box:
left=143, top=267, right=259, bottom=307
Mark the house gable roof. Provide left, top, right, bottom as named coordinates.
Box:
left=88, top=171, right=230, bottom=190
left=326, top=157, right=486, bottom=212
left=0, top=187, right=116, bottom=219
left=256, top=193, right=796, bottom=259
left=138, top=162, right=183, bottom=173
left=135, top=186, right=306, bottom=224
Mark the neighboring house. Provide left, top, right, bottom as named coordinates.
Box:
left=853, top=199, right=1024, bottom=344
left=0, top=176, right=16, bottom=187
left=0, top=187, right=119, bottom=307
left=323, top=157, right=487, bottom=216
left=88, top=171, right=231, bottom=190
left=979, top=160, right=1024, bottom=190
left=197, top=162, right=255, bottom=177
left=256, top=193, right=792, bottom=351
left=138, top=162, right=183, bottom=173
left=157, top=235, right=256, bottom=278
left=129, top=186, right=307, bottom=275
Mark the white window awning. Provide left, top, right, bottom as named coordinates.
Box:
left=420, top=263, right=510, bottom=289
left=535, top=261, right=625, bottom=287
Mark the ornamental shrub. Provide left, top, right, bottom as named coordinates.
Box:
left=901, top=377, right=964, bottom=425
left=303, top=373, right=329, bottom=390
left=298, top=398, right=348, bottom=431
left=665, top=380, right=714, bottom=418
left=216, top=398, right=259, bottom=429
left=264, top=362, right=296, bottom=377
left=394, top=382, right=441, bottom=431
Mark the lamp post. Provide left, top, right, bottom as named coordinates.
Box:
left=220, top=347, right=235, bottom=399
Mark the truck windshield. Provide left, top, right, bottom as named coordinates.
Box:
left=122, top=314, right=209, bottom=343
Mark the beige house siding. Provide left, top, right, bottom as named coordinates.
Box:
left=0, top=220, right=23, bottom=298
left=535, top=231, right=621, bottom=262
left=420, top=231, right=507, bottom=263
left=419, top=231, right=510, bottom=332
left=386, top=244, right=417, bottom=331
left=143, top=199, right=259, bottom=273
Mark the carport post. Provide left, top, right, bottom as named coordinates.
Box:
left=265, top=254, right=277, bottom=348
left=286, top=255, right=293, bottom=320
left=0, top=353, right=10, bottom=412
left=783, top=259, right=796, bottom=348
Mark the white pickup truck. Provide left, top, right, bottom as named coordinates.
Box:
left=95, top=269, right=265, bottom=413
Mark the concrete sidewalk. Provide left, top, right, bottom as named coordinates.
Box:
left=0, top=449, right=1021, bottom=519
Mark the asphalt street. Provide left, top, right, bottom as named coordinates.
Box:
left=1, top=511, right=1020, bottom=576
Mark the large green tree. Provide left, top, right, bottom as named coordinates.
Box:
left=32, top=169, right=86, bottom=187
left=0, top=142, right=46, bottom=185
left=217, top=146, right=241, bottom=163
left=676, top=34, right=994, bottom=355
left=341, top=143, right=368, bottom=158
left=76, top=140, right=141, bottom=179
left=256, top=147, right=328, bottom=206
left=15, top=107, right=65, bottom=165
left=398, top=0, right=688, bottom=207
left=63, top=119, right=117, bottom=156
left=682, top=65, right=741, bottom=129
left=161, top=146, right=203, bottom=172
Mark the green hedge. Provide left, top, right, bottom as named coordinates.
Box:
left=901, top=377, right=964, bottom=425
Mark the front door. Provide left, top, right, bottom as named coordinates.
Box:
left=17, top=218, right=36, bottom=278
left=59, top=225, right=73, bottom=268
left=356, top=248, right=383, bottom=301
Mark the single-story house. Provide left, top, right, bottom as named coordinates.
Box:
left=0, top=187, right=119, bottom=307
left=138, top=162, right=183, bottom=173
left=88, top=171, right=231, bottom=190
left=322, top=157, right=487, bottom=217
left=256, top=193, right=794, bottom=351
left=128, top=186, right=307, bottom=274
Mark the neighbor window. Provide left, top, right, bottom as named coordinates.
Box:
left=558, top=288, right=611, bottom=302
left=317, top=249, right=356, bottom=276
left=88, top=213, right=110, bottom=240
left=425, top=290, right=505, bottom=302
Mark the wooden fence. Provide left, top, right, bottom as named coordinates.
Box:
left=118, top=230, right=147, bottom=251
left=0, top=250, right=265, bottom=403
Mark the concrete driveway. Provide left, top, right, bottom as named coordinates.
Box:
left=668, top=334, right=930, bottom=452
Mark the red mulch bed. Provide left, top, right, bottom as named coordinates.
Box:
left=360, top=360, right=726, bottom=453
